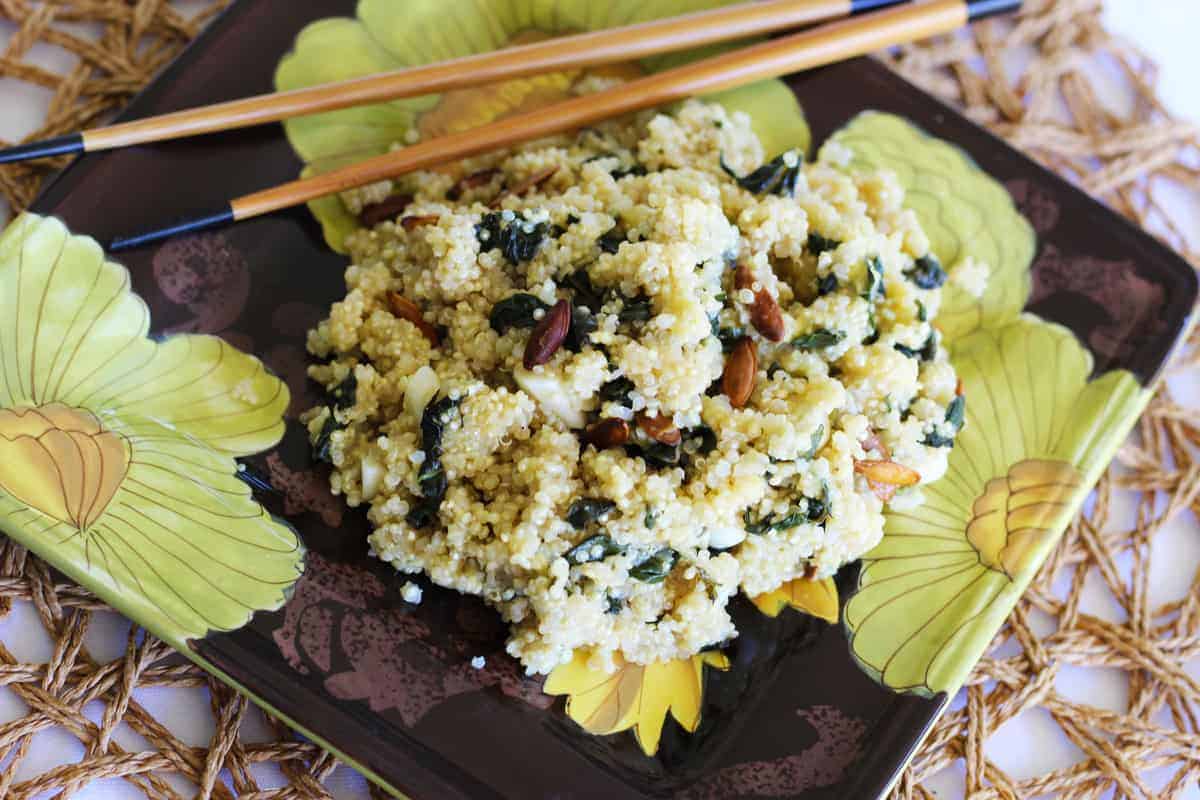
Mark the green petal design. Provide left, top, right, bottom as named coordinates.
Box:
left=1052, top=368, right=1144, bottom=478
left=0, top=214, right=303, bottom=649
left=845, top=317, right=1148, bottom=696
left=0, top=214, right=288, bottom=456
left=86, top=416, right=302, bottom=641
left=821, top=112, right=1035, bottom=342
left=275, top=0, right=809, bottom=251
left=274, top=18, right=419, bottom=172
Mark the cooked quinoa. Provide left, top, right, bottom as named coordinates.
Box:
left=303, top=100, right=971, bottom=675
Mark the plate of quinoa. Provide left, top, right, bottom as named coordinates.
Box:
left=27, top=1, right=1195, bottom=796
left=303, top=99, right=968, bottom=676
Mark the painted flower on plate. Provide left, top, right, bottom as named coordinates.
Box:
left=843, top=316, right=1143, bottom=696
left=0, top=214, right=304, bottom=649
left=751, top=575, right=839, bottom=623
left=544, top=648, right=730, bottom=756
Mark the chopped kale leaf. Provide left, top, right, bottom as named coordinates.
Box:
left=476, top=211, right=549, bottom=264
left=565, top=534, right=624, bottom=565
left=685, top=425, right=718, bottom=456
left=565, top=305, right=598, bottom=351
left=945, top=394, right=966, bottom=430
left=598, top=227, right=627, bottom=254
left=906, top=253, right=947, bottom=290
left=566, top=498, right=617, bottom=529
left=792, top=329, right=845, bottom=351
left=313, top=412, right=342, bottom=465
left=720, top=150, right=804, bottom=197
left=406, top=395, right=461, bottom=527
left=617, top=295, right=653, bottom=323
left=562, top=268, right=608, bottom=312
left=630, top=549, right=679, bottom=583
left=718, top=326, right=746, bottom=352
left=895, top=329, right=939, bottom=362
left=599, top=377, right=636, bottom=406
left=489, top=293, right=550, bottom=334
left=808, top=232, right=841, bottom=255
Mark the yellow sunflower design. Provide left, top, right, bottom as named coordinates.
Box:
left=844, top=317, right=1142, bottom=696
left=750, top=575, right=839, bottom=623
left=543, top=648, right=730, bottom=757
left=0, top=214, right=304, bottom=650
left=274, top=0, right=810, bottom=252
left=823, top=115, right=1148, bottom=697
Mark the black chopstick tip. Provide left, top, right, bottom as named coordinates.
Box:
left=0, top=133, right=84, bottom=165
left=849, top=0, right=907, bottom=14
left=966, top=0, right=1022, bottom=22
left=108, top=207, right=236, bottom=253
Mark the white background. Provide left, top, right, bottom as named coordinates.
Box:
left=0, top=2, right=1197, bottom=798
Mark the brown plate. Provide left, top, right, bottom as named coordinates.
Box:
left=28, top=2, right=1196, bottom=798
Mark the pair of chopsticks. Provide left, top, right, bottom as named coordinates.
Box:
left=0, top=0, right=1019, bottom=250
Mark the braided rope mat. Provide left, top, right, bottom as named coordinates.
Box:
left=0, top=1, right=1196, bottom=798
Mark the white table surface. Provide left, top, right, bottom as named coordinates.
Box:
left=0, top=2, right=1196, bottom=798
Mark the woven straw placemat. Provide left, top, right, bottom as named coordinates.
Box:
left=0, top=1, right=1197, bottom=798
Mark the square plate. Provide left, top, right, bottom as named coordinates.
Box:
left=23, top=2, right=1196, bottom=798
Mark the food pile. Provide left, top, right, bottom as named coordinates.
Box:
left=304, top=100, right=970, bottom=674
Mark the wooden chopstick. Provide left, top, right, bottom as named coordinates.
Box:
left=110, top=0, right=1020, bottom=251
left=0, top=0, right=904, bottom=165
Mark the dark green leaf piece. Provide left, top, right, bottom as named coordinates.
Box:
left=490, top=293, right=550, bottom=334
left=599, top=377, right=635, bottom=406
left=563, top=268, right=608, bottom=312
left=605, top=593, right=624, bottom=614
left=863, top=306, right=880, bottom=346
left=808, top=232, right=841, bottom=255
left=598, top=226, right=627, bottom=255
left=312, top=411, right=342, bottom=464
left=406, top=394, right=461, bottom=528
left=806, top=483, right=831, bottom=524
left=630, top=549, right=679, bottom=583
left=721, top=150, right=804, bottom=198
left=617, top=295, right=653, bottom=323
left=803, top=425, right=824, bottom=460
left=923, top=430, right=956, bottom=448
left=743, top=507, right=800, bottom=535
left=476, top=211, right=549, bottom=264
left=567, top=498, right=617, bottom=529
left=945, top=394, right=966, bottom=430
left=683, top=425, right=718, bottom=456
left=894, top=331, right=937, bottom=362
left=906, top=253, right=947, bottom=290
left=922, top=397, right=963, bottom=448
left=642, top=442, right=681, bottom=468
left=718, top=326, right=746, bottom=352
left=792, top=329, right=845, bottom=351
left=565, top=305, right=598, bottom=352
left=565, top=534, right=624, bottom=565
